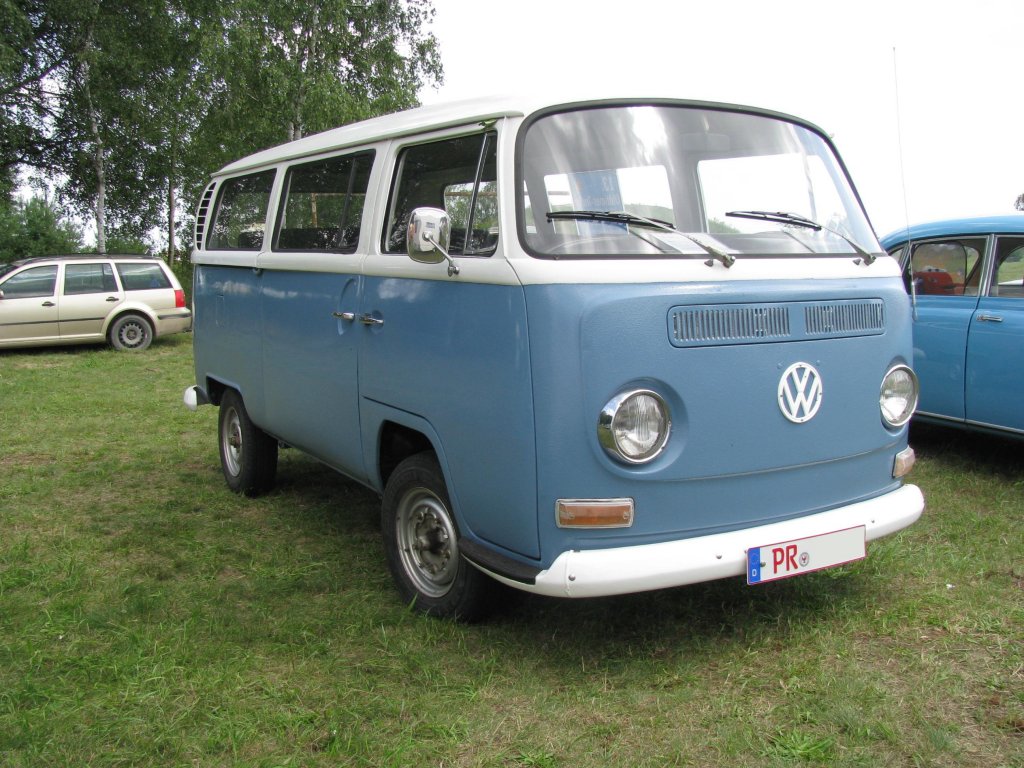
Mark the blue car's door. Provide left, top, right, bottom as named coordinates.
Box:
left=965, top=236, right=1024, bottom=432
left=907, top=237, right=986, bottom=421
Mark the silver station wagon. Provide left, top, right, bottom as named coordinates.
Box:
left=0, top=254, right=192, bottom=351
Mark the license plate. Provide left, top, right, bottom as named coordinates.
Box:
left=747, top=526, right=865, bottom=584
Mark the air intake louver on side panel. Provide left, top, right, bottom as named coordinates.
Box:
left=193, top=182, right=216, bottom=251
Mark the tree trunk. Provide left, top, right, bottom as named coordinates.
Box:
left=168, top=178, right=176, bottom=262
left=81, top=42, right=106, bottom=254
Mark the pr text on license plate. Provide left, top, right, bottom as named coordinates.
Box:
left=747, top=526, right=866, bottom=585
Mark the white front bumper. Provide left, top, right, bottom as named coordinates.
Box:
left=492, top=484, right=924, bottom=598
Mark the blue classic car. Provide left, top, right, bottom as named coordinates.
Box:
left=881, top=215, right=1024, bottom=436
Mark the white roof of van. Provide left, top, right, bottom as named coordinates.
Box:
left=215, top=94, right=533, bottom=176
left=214, top=93, right=808, bottom=177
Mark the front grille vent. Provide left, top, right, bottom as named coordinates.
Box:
left=805, top=300, right=885, bottom=337
left=672, top=305, right=791, bottom=344
left=669, top=299, right=886, bottom=348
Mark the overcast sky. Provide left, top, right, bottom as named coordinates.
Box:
left=418, top=0, right=1023, bottom=238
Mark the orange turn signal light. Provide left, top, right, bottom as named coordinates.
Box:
left=556, top=499, right=634, bottom=529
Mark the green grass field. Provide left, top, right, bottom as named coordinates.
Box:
left=1, top=335, right=1021, bottom=766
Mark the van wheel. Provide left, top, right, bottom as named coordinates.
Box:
left=109, top=313, right=153, bottom=351
left=382, top=453, right=495, bottom=621
left=218, top=389, right=278, bottom=496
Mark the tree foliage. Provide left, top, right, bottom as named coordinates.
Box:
left=1015, top=193, right=1024, bottom=212
left=3, top=0, right=442, bottom=256
left=0, top=194, right=83, bottom=261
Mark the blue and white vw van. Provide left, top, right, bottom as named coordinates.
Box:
left=186, top=96, right=924, bottom=619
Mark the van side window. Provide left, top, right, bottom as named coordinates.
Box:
left=384, top=132, right=498, bottom=255
left=207, top=171, right=275, bottom=250
left=274, top=151, right=374, bottom=253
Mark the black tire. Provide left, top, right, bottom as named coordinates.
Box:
left=108, top=313, right=153, bottom=351
left=218, top=389, right=278, bottom=496
left=382, top=452, right=496, bottom=621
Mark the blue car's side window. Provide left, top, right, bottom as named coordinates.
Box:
left=990, top=238, right=1024, bottom=298
left=909, top=239, right=985, bottom=297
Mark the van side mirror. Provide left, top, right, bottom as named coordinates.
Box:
left=407, top=207, right=459, bottom=277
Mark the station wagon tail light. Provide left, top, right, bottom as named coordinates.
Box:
left=174, top=289, right=186, bottom=308
left=557, top=499, right=634, bottom=528
left=880, top=365, right=919, bottom=428
left=598, top=389, right=671, bottom=464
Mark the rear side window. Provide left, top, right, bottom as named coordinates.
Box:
left=64, top=263, right=117, bottom=295
left=274, top=151, right=374, bottom=253
left=117, top=263, right=171, bottom=291
left=207, top=171, right=275, bottom=250
left=384, top=132, right=498, bottom=255
left=991, top=237, right=1024, bottom=298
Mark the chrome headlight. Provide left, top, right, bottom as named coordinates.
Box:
left=598, top=389, right=671, bottom=464
left=880, top=365, right=919, bottom=428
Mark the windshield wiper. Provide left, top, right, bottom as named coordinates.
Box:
left=725, top=210, right=876, bottom=265
left=546, top=210, right=735, bottom=267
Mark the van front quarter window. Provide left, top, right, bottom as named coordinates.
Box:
left=385, top=132, right=498, bottom=256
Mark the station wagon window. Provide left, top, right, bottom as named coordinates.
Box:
left=206, top=170, right=275, bottom=250
left=384, top=132, right=498, bottom=255
left=907, top=239, right=984, bottom=296
left=116, top=263, right=171, bottom=291
left=991, top=237, right=1024, bottom=298
left=1, top=265, right=57, bottom=298
left=274, top=151, right=374, bottom=253
left=64, top=263, right=117, bottom=295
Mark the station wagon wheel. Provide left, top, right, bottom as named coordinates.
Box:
left=218, top=389, right=278, bottom=496
left=382, top=452, right=496, bottom=621
left=108, top=313, right=153, bottom=351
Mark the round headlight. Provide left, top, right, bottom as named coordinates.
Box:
left=598, top=389, right=671, bottom=464
left=880, top=365, right=919, bottom=428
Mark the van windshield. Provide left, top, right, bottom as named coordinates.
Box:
left=518, top=104, right=879, bottom=259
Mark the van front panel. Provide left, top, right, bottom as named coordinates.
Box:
left=523, top=276, right=913, bottom=565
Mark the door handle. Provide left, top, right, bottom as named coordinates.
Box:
left=42, top=301, right=55, bottom=307
left=977, top=314, right=1004, bottom=323
left=332, top=311, right=383, bottom=326
left=106, top=296, right=119, bottom=302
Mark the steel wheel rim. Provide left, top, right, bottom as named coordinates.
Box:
left=396, top=487, right=458, bottom=597
left=119, top=320, right=146, bottom=348
left=222, top=407, right=243, bottom=477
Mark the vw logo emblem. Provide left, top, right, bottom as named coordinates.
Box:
left=778, top=362, right=823, bottom=423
